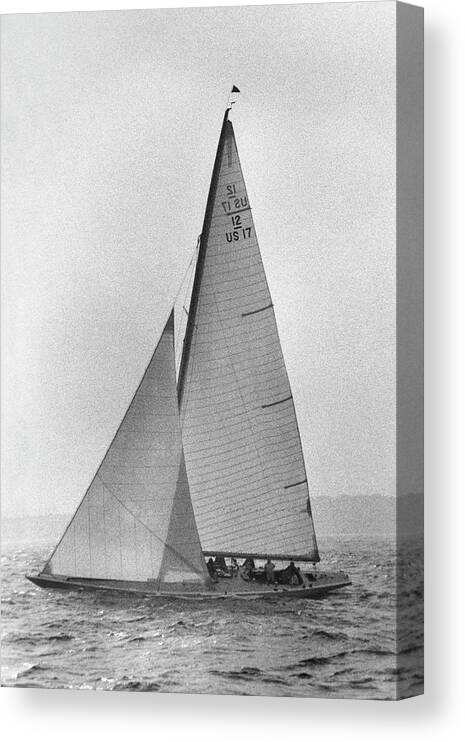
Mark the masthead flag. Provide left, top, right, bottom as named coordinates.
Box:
left=228, top=85, right=241, bottom=108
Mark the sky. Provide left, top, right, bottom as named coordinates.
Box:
left=1, top=2, right=417, bottom=518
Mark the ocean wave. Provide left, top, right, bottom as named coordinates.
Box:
left=211, top=666, right=263, bottom=680
left=287, top=651, right=349, bottom=670
left=308, top=629, right=349, bottom=641
left=1, top=536, right=423, bottom=700
left=1, top=662, right=42, bottom=682
left=49, top=633, right=74, bottom=642
left=112, top=678, right=161, bottom=692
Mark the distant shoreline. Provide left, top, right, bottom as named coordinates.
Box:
left=1, top=493, right=423, bottom=544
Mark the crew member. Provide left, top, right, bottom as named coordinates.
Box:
left=206, top=557, right=216, bottom=579
left=264, top=558, right=275, bottom=584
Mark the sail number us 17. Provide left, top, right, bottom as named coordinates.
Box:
left=222, top=184, right=251, bottom=243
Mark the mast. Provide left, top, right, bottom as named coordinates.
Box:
left=177, top=107, right=231, bottom=404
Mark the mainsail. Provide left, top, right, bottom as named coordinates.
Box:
left=45, top=311, right=207, bottom=585
left=178, top=110, right=320, bottom=562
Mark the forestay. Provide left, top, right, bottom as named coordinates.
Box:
left=45, top=312, right=207, bottom=585
left=178, top=114, right=319, bottom=562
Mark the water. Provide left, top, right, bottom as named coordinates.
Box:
left=1, top=535, right=423, bottom=699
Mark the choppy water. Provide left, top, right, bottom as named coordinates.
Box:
left=1, top=535, right=423, bottom=699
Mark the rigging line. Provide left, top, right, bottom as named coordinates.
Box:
left=173, top=240, right=200, bottom=306
left=174, top=241, right=200, bottom=362
left=97, top=476, right=205, bottom=578
left=178, top=244, right=202, bottom=410
left=175, top=280, right=194, bottom=354
left=179, top=265, right=203, bottom=426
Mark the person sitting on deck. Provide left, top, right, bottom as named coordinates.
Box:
left=280, top=561, right=303, bottom=586
left=241, top=556, right=255, bottom=580
left=264, top=558, right=275, bottom=584
left=243, top=557, right=255, bottom=571
left=213, top=555, right=228, bottom=574
left=291, top=566, right=304, bottom=586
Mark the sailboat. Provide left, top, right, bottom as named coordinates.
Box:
left=27, top=98, right=350, bottom=599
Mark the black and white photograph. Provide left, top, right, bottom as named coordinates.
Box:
left=1, top=1, right=423, bottom=701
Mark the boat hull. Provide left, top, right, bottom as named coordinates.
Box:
left=26, top=572, right=351, bottom=600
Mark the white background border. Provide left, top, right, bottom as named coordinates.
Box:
left=1, top=0, right=464, bottom=740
